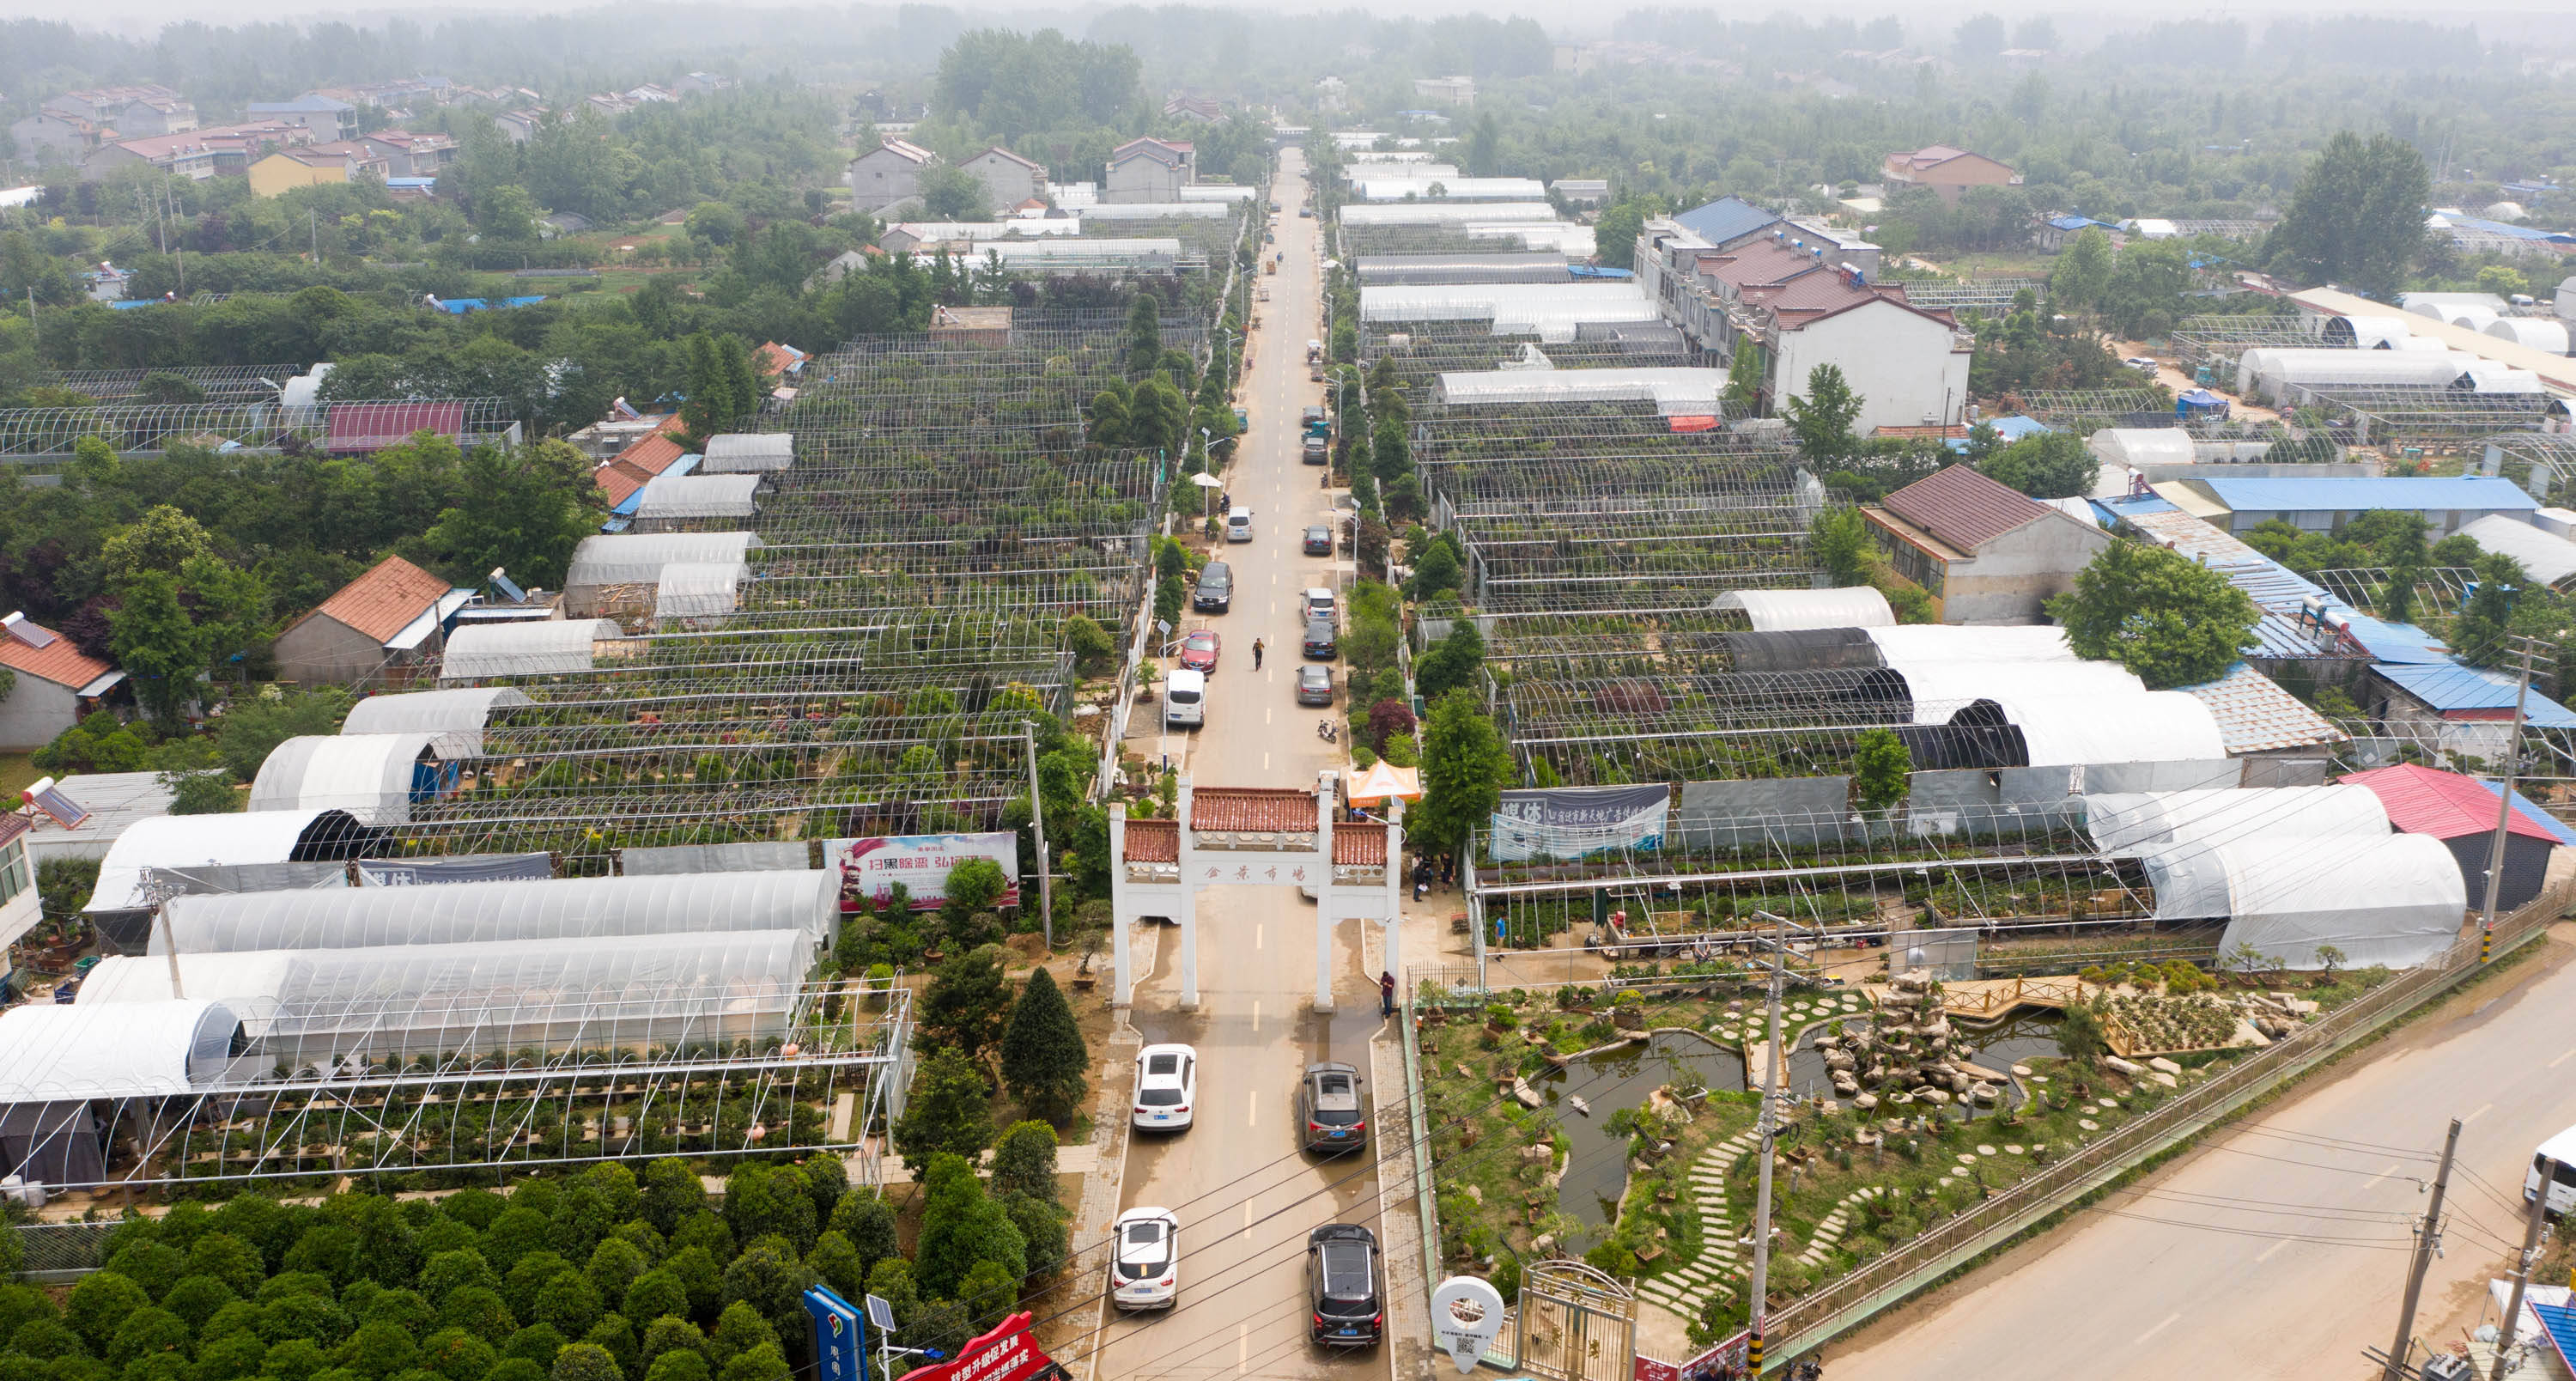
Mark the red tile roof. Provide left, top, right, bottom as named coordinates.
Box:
left=0, top=618, right=112, bottom=690
left=1190, top=788, right=1321, bottom=832
left=593, top=458, right=661, bottom=508
left=1123, top=818, right=1178, bottom=862
left=595, top=415, right=691, bottom=505
left=2339, top=764, right=2559, bottom=843
left=303, top=555, right=453, bottom=642
left=1334, top=821, right=1387, bottom=866
left=1880, top=464, right=2050, bottom=552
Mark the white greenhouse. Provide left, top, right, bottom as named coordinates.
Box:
left=2144, top=832, right=2468, bottom=969
left=0, top=999, right=243, bottom=1184
left=1435, top=367, right=1728, bottom=416
left=654, top=561, right=751, bottom=620
left=1710, top=587, right=1893, bottom=632
left=340, top=687, right=532, bottom=759
left=1361, top=283, right=1661, bottom=342
left=2487, top=319, right=2573, bottom=356
left=248, top=733, right=442, bottom=824
left=85, top=810, right=375, bottom=916
left=440, top=620, right=628, bottom=681
left=636, top=473, right=761, bottom=521
left=2082, top=786, right=2391, bottom=854
left=700, top=433, right=794, bottom=473
left=1337, top=202, right=1559, bottom=228
left=152, top=868, right=837, bottom=954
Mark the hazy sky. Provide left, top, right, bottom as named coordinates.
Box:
left=7, top=0, right=2572, bottom=45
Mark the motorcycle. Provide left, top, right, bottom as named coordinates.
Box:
left=1316, top=718, right=1339, bottom=744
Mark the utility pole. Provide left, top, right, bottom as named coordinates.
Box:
left=2385, top=1117, right=2462, bottom=1381
left=1746, top=909, right=1812, bottom=1377
left=2491, top=1157, right=2554, bottom=1381
left=2478, top=635, right=2544, bottom=951
left=1021, top=721, right=1052, bottom=947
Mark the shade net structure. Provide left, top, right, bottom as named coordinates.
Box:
left=2082, top=786, right=2393, bottom=854
left=0, top=398, right=516, bottom=459
left=82, top=929, right=815, bottom=1061
left=152, top=868, right=834, bottom=954
left=41, top=364, right=314, bottom=405
left=2145, top=832, right=2468, bottom=969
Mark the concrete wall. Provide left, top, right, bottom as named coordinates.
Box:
left=848, top=148, right=929, bottom=214
left=273, top=613, right=388, bottom=685
left=1773, top=297, right=1971, bottom=435
left=1937, top=508, right=2112, bottom=624
left=963, top=152, right=1044, bottom=211
left=0, top=677, right=82, bottom=751
left=1106, top=156, right=1183, bottom=204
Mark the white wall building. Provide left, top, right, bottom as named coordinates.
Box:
left=846, top=138, right=939, bottom=214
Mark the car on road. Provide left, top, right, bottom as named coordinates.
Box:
left=1303, top=524, right=1334, bottom=556
left=1295, top=664, right=1334, bottom=706
left=1295, top=1062, right=1367, bottom=1152
left=1193, top=562, right=1233, bottom=612
left=1111, top=1208, right=1181, bottom=1310
left=1303, top=436, right=1328, bottom=465
left=2123, top=356, right=2160, bottom=374
left=1132, top=1043, right=1198, bottom=1129
left=1177, top=630, right=1220, bottom=672
left=1303, top=587, right=1338, bottom=624
left=1303, top=616, right=1336, bottom=660
left=1305, top=1225, right=1382, bottom=1346
left=1298, top=207, right=1314, bottom=217
left=1161, top=669, right=1206, bottom=730
left=1225, top=506, right=1255, bottom=543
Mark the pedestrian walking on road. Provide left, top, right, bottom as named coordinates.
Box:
left=1379, top=970, right=1396, bottom=1018
left=1252, top=638, right=1265, bottom=669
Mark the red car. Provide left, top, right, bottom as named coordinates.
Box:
left=1178, top=630, right=1221, bottom=672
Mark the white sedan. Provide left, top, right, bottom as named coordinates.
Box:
left=1132, top=1043, right=1197, bottom=1130
left=1112, top=1207, right=1181, bottom=1310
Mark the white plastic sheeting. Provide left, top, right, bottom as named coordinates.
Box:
left=2146, top=833, right=2467, bottom=970
left=565, top=532, right=761, bottom=589
left=636, top=473, right=760, bottom=520
left=248, top=733, right=438, bottom=824
left=2083, top=786, right=2392, bottom=854
left=341, top=687, right=532, bottom=759
left=1711, top=587, right=1893, bottom=631
left=2326, top=315, right=2415, bottom=348
left=153, top=868, right=836, bottom=954
left=1353, top=177, right=1548, bottom=202
left=2087, top=429, right=2197, bottom=470
left=2461, top=514, right=2576, bottom=586
left=654, top=561, right=749, bottom=620
left=1338, top=203, right=1561, bottom=227
left=2488, top=319, right=2573, bottom=356
left=2236, top=348, right=2476, bottom=399
left=1990, top=691, right=2227, bottom=767
left=1898, top=661, right=2148, bottom=724
left=440, top=620, right=626, bottom=681
left=0, top=1000, right=240, bottom=1101
left=1072, top=203, right=1230, bottom=220
left=969, top=240, right=1182, bottom=269
left=87, top=811, right=340, bottom=913
left=1862, top=624, right=2077, bottom=664
left=1361, top=283, right=1660, bottom=343
left=700, top=434, right=793, bottom=473
left=1436, top=367, right=1727, bottom=415
left=81, top=930, right=811, bottom=1057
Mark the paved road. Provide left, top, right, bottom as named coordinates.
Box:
left=1086, top=149, right=1393, bottom=1381
left=1830, top=928, right=2576, bottom=1381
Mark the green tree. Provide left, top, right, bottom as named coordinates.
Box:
left=1977, top=433, right=2098, bottom=499
left=917, top=166, right=990, bottom=221
left=1414, top=622, right=1486, bottom=702
left=1850, top=728, right=1913, bottom=814
left=2451, top=551, right=2524, bottom=666
left=1415, top=689, right=1513, bottom=856
left=550, top=1342, right=623, bottom=1381
left=111, top=569, right=208, bottom=726
left=910, top=1155, right=1025, bottom=1302
left=919, top=945, right=1014, bottom=1062
left=1722, top=343, right=1765, bottom=416
left=478, top=185, right=541, bottom=243
left=988, top=1122, right=1061, bottom=1207
left=2047, top=541, right=2259, bottom=689
left=422, top=441, right=602, bottom=588
left=2100, top=241, right=2194, bottom=338
left=2263, top=131, right=2432, bottom=299
left=940, top=857, right=1009, bottom=929
left=997, top=969, right=1088, bottom=1124
left=1781, top=364, right=1863, bottom=464
left=683, top=202, right=746, bottom=246
left=890, top=1046, right=993, bottom=1175
left=1594, top=198, right=1649, bottom=271
left=720, top=1165, right=817, bottom=1256
left=100, top=505, right=216, bottom=586
left=2050, top=227, right=2115, bottom=313
left=1126, top=295, right=1163, bottom=378
left=1809, top=507, right=1872, bottom=587
left=825, top=1193, right=899, bottom=1282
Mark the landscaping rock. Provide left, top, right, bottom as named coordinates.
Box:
left=2147, top=1056, right=2183, bottom=1076
left=1969, top=1083, right=1999, bottom=1104
left=2148, top=1071, right=2178, bottom=1088
left=1853, top=1093, right=1879, bottom=1111
left=2105, top=1056, right=2143, bottom=1076
left=1465, top=1185, right=1483, bottom=1204
left=2009, top=1064, right=2034, bottom=1078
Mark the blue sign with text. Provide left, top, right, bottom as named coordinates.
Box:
left=805, top=1286, right=865, bottom=1381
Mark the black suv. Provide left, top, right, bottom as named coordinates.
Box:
left=1295, top=1062, right=1367, bottom=1153
left=1193, top=562, right=1233, bottom=613
left=1302, top=616, right=1335, bottom=660
left=1305, top=1225, right=1382, bottom=1347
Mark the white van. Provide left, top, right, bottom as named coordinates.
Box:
left=2528, top=1124, right=2576, bottom=1219
left=1163, top=668, right=1206, bottom=729
left=1303, top=587, right=1337, bottom=625
left=1225, top=507, right=1254, bottom=543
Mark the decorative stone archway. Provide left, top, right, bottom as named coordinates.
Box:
left=1108, top=773, right=1404, bottom=1011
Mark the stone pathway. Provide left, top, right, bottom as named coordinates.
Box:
left=1636, top=1128, right=1757, bottom=1317
left=1795, top=1185, right=1885, bottom=1269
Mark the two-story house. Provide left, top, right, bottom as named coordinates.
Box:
left=963, top=147, right=1048, bottom=215
left=1105, top=137, right=1194, bottom=204
left=847, top=138, right=940, bottom=214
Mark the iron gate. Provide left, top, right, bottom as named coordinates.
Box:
left=1515, top=1259, right=1637, bottom=1381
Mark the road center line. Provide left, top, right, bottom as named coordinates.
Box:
left=2551, top=1048, right=2576, bottom=1068
left=1247, top=1091, right=1256, bottom=1128
left=2465, top=1102, right=2494, bottom=1123
left=2134, top=1311, right=2182, bottom=1346
left=1251, top=998, right=1261, bottom=1031
left=2363, top=1161, right=2403, bottom=1187
left=2255, top=1238, right=2293, bottom=1263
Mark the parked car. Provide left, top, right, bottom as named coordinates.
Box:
left=1298, top=207, right=1314, bottom=217
left=1303, top=617, right=1336, bottom=660
left=1112, top=1208, right=1181, bottom=1310
left=1225, top=506, right=1255, bottom=543
left=2123, top=356, right=2159, bottom=374
left=1161, top=669, right=1206, bottom=730
left=1303, top=525, right=1334, bottom=557
left=1193, top=562, right=1233, bottom=612
left=1302, top=436, right=1328, bottom=465
left=1296, top=664, right=1334, bottom=706
left=1303, top=587, right=1338, bottom=624
left=1132, top=1043, right=1198, bottom=1129
left=1295, top=1062, right=1367, bottom=1152
left=1305, top=1225, right=1382, bottom=1346
left=1178, top=630, right=1220, bottom=672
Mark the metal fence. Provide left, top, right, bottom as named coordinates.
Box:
left=1760, top=877, right=2576, bottom=1365
left=11, top=1220, right=117, bottom=1280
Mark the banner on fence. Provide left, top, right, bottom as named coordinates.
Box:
left=829, top=833, right=1020, bottom=909
left=1633, top=1330, right=1747, bottom=1381
left=357, top=853, right=554, bottom=886
left=1490, top=786, right=1668, bottom=861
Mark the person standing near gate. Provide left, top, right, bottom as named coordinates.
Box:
left=1380, top=970, right=1396, bottom=1018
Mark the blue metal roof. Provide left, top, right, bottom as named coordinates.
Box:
left=2531, top=1301, right=2576, bottom=1373
left=2338, top=615, right=2451, bottom=664
left=2481, top=781, right=2576, bottom=847
left=1674, top=196, right=1779, bottom=246
left=2372, top=661, right=2576, bottom=727
left=1944, top=415, right=2051, bottom=453
left=2198, top=476, right=2540, bottom=514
